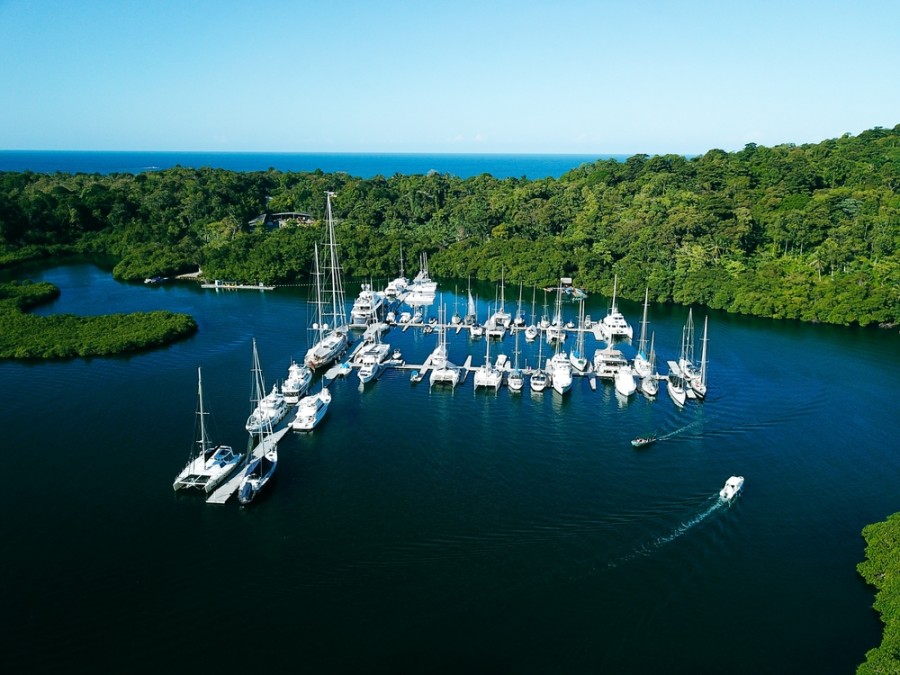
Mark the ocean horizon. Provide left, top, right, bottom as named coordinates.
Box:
left=0, top=149, right=631, bottom=179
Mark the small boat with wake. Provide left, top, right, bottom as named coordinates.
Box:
left=719, top=475, right=745, bottom=501
left=630, top=435, right=657, bottom=448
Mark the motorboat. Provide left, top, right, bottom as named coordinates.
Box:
left=614, top=365, right=637, bottom=397
left=349, top=282, right=385, bottom=327
left=281, top=360, right=312, bottom=404
left=290, top=387, right=332, bottom=431
left=550, top=351, right=573, bottom=395
left=173, top=367, right=243, bottom=493
left=666, top=362, right=688, bottom=407
left=246, top=383, right=288, bottom=433
left=630, top=435, right=657, bottom=448
left=719, top=476, right=745, bottom=501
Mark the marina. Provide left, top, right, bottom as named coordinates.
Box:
left=1, top=261, right=896, bottom=674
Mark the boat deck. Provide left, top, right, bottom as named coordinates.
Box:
left=206, top=427, right=289, bottom=504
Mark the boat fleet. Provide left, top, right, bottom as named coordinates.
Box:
left=174, top=192, right=719, bottom=505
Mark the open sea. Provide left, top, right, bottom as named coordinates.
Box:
left=0, top=150, right=625, bottom=179
left=1, top=261, right=898, bottom=673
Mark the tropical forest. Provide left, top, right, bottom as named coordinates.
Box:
left=1, top=125, right=898, bottom=331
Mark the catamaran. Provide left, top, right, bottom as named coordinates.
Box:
left=601, top=274, right=633, bottom=340
left=305, top=192, right=349, bottom=370
left=173, top=367, right=243, bottom=493
left=429, top=303, right=460, bottom=388
left=473, top=329, right=502, bottom=390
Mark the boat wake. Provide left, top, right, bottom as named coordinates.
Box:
left=607, top=495, right=724, bottom=568
left=656, top=419, right=703, bottom=442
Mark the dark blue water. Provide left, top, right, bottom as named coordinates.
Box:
left=1, top=264, right=897, bottom=672
left=0, top=150, right=623, bottom=179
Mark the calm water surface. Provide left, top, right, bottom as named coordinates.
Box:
left=1, top=264, right=898, bottom=672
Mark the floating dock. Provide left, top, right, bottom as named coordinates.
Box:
left=201, top=280, right=275, bottom=291
left=206, top=427, right=289, bottom=504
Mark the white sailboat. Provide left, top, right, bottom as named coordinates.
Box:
left=173, top=367, right=243, bottom=493
left=473, top=328, right=502, bottom=390
left=691, top=316, right=709, bottom=399
left=640, top=332, right=659, bottom=397
left=238, top=339, right=279, bottom=504
left=529, top=325, right=549, bottom=393
left=486, top=271, right=510, bottom=339
left=305, top=192, right=349, bottom=370
left=429, top=302, right=460, bottom=388
left=384, top=247, right=409, bottom=300
left=601, top=274, right=634, bottom=340
left=512, top=282, right=526, bottom=332
left=524, top=286, right=539, bottom=341
left=507, top=327, right=524, bottom=392
left=569, top=297, right=589, bottom=373
left=633, top=287, right=652, bottom=378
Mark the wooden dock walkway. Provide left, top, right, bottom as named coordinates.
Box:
left=206, top=427, right=289, bottom=504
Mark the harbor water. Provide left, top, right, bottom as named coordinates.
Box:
left=1, top=262, right=898, bottom=672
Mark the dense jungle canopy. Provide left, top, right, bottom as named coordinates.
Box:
left=1, top=125, right=898, bottom=327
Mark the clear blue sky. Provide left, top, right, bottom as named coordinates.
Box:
left=1, top=0, right=897, bottom=155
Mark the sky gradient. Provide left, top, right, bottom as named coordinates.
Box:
left=1, top=0, right=898, bottom=155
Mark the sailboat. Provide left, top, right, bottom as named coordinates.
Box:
left=512, top=282, right=526, bottom=332
left=640, top=332, right=659, bottom=397
left=666, top=314, right=694, bottom=407
left=486, top=270, right=510, bottom=339
left=238, top=339, right=279, bottom=504
left=601, top=274, right=633, bottom=340
left=173, top=367, right=243, bottom=493
left=305, top=192, right=349, bottom=370
left=530, top=327, right=549, bottom=393
left=464, top=277, right=477, bottom=327
left=633, top=287, right=652, bottom=378
left=691, top=316, right=709, bottom=399
left=569, top=297, right=589, bottom=373
left=429, top=302, right=460, bottom=388
left=548, top=280, right=573, bottom=395
left=507, top=327, right=524, bottom=392
left=524, top=286, right=539, bottom=341
left=473, top=327, right=502, bottom=390
left=384, top=246, right=409, bottom=300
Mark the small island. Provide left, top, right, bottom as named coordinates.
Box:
left=0, top=280, right=198, bottom=359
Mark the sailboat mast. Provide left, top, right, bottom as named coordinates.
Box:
left=311, top=242, right=323, bottom=342
left=197, top=367, right=209, bottom=455
left=324, top=191, right=345, bottom=331
left=638, top=287, right=649, bottom=355
left=699, top=316, right=709, bottom=385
